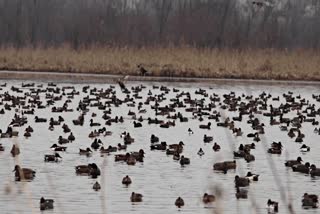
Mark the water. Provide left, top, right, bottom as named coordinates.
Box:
left=0, top=80, right=319, bottom=214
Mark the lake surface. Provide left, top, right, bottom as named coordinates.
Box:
left=0, top=80, right=319, bottom=214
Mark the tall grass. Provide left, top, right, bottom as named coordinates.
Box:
left=0, top=45, right=319, bottom=81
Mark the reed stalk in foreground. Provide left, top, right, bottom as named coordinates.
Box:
left=0, top=46, right=320, bottom=81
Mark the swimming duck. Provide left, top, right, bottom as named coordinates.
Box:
left=79, top=148, right=93, bottom=156
left=244, top=153, right=255, bottom=162
left=90, top=119, right=101, bottom=127
left=175, top=197, right=184, bottom=208
left=300, top=144, right=310, bottom=152
left=180, top=155, right=190, bottom=166
left=93, top=181, right=101, bottom=191
left=150, top=141, right=167, bottom=150
left=91, top=139, right=102, bottom=150
left=44, top=153, right=62, bottom=162
left=197, top=148, right=205, bottom=156
left=24, top=131, right=31, bottom=137
left=203, top=134, right=213, bottom=143
left=199, top=122, right=211, bottom=129
left=188, top=128, right=194, bottom=134
left=58, top=136, right=69, bottom=144
left=310, top=165, right=320, bottom=177
left=75, top=163, right=100, bottom=178
left=212, top=142, right=221, bottom=151
left=118, top=143, right=127, bottom=150
left=235, top=175, right=250, bottom=187
left=246, top=172, right=259, bottom=181
left=285, top=157, right=302, bottom=167
left=267, top=199, right=279, bottom=213
left=133, top=121, right=142, bottom=128
left=13, top=165, right=36, bottom=181
left=40, top=197, right=54, bottom=210
left=126, top=156, right=137, bottom=165
left=292, top=162, right=310, bottom=174
left=213, top=160, right=236, bottom=173
left=131, top=192, right=143, bottom=202
left=122, top=175, right=132, bottom=185
left=35, top=116, right=47, bottom=123
left=50, top=144, right=67, bottom=152
left=202, top=193, right=215, bottom=203
left=302, top=193, right=319, bottom=209
left=169, top=141, right=184, bottom=151
left=150, top=134, right=159, bottom=143
left=68, top=132, right=75, bottom=142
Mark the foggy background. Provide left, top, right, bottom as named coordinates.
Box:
left=0, top=0, right=319, bottom=49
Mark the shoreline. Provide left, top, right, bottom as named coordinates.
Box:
left=1, top=47, right=320, bottom=83
left=1, top=70, right=320, bottom=86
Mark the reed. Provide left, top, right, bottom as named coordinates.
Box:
left=0, top=45, right=319, bottom=81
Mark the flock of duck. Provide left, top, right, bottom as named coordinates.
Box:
left=0, top=80, right=319, bottom=213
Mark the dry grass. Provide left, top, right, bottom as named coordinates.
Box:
left=0, top=45, right=320, bottom=81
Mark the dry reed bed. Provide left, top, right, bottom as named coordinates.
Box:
left=0, top=46, right=319, bottom=81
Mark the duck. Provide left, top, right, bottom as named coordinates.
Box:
left=10, top=144, right=20, bottom=156
left=100, top=146, right=117, bottom=153
left=235, top=186, right=248, bottom=199
left=131, top=192, right=143, bottom=202
left=175, top=197, right=184, bottom=208
left=199, top=122, right=211, bottom=129
left=44, top=153, right=62, bottom=162
left=79, top=148, right=93, bottom=155
left=13, top=165, right=36, bottom=181
left=40, top=197, right=54, bottom=210
left=118, top=143, right=127, bottom=150
left=50, top=144, right=67, bottom=152
left=188, top=128, right=194, bottom=134
left=126, top=156, right=137, bottom=165
left=245, top=172, right=259, bottom=181
left=285, top=157, right=302, bottom=167
left=130, top=149, right=145, bottom=162
left=122, top=175, right=132, bottom=185
left=292, top=162, right=310, bottom=174
left=93, top=181, right=101, bottom=191
left=212, top=142, right=221, bottom=151
left=150, top=134, right=159, bottom=143
left=35, top=116, right=47, bottom=123
left=133, top=121, right=142, bottom=128
left=203, top=134, right=213, bottom=143
left=25, top=125, right=33, bottom=132
left=302, top=193, right=319, bottom=209
left=300, top=144, right=310, bottom=152
left=24, top=131, right=31, bottom=137
left=68, top=132, right=75, bottom=142
left=202, top=193, right=215, bottom=203
left=197, top=148, right=205, bottom=156
left=267, top=199, right=279, bottom=213
left=90, top=119, right=101, bottom=127
left=235, top=175, right=250, bottom=187
left=180, top=156, right=190, bottom=166
left=91, top=139, right=102, bottom=150
left=150, top=141, right=167, bottom=150
left=310, top=165, right=320, bottom=177
left=213, top=160, right=236, bottom=173
left=169, top=141, right=184, bottom=151
left=58, top=136, right=69, bottom=144
left=75, top=163, right=101, bottom=178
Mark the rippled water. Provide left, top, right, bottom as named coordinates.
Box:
left=0, top=80, right=319, bottom=214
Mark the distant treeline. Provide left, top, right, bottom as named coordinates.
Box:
left=1, top=0, right=320, bottom=49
